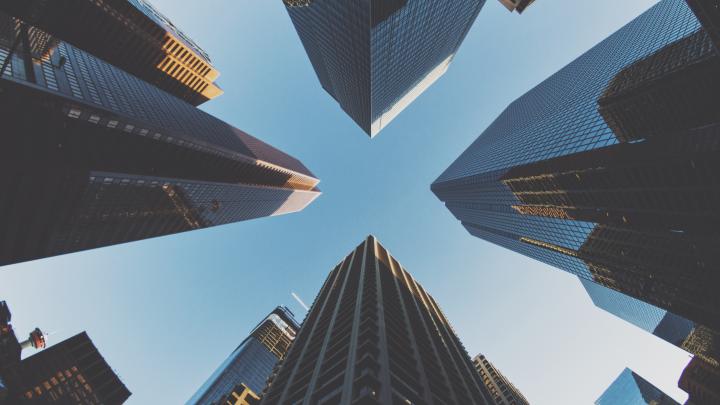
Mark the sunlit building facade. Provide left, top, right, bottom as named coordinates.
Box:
left=261, top=236, right=492, bottom=405
left=473, top=354, right=529, bottom=405
left=596, top=368, right=678, bottom=405
left=212, top=384, right=260, bottom=405
left=0, top=0, right=222, bottom=105
left=0, top=13, right=320, bottom=267
left=188, top=307, right=300, bottom=405
left=432, top=0, right=720, bottom=329
left=283, top=0, right=485, bottom=137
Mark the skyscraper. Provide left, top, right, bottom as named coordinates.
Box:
left=0, top=13, right=320, bottom=267
left=580, top=279, right=696, bottom=348
left=188, top=307, right=300, bottom=405
left=261, top=236, right=492, bottom=405
left=283, top=0, right=486, bottom=137
left=473, top=354, right=529, bottom=405
left=0, top=0, right=222, bottom=105
left=0, top=300, right=130, bottom=404
left=596, top=368, right=679, bottom=405
left=432, top=0, right=720, bottom=329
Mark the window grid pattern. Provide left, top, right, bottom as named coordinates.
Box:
left=371, top=0, right=485, bottom=121
left=433, top=0, right=701, bottom=282
left=436, top=0, right=700, bottom=182
left=285, top=0, right=484, bottom=135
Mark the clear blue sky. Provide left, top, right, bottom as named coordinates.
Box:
left=0, top=1, right=693, bottom=404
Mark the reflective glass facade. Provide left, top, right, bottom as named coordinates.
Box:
left=596, top=368, right=679, bottom=405
left=0, top=14, right=320, bottom=266
left=284, top=0, right=485, bottom=136
left=581, top=279, right=695, bottom=347
left=0, top=0, right=222, bottom=105
left=432, top=0, right=720, bottom=329
left=188, top=307, right=300, bottom=405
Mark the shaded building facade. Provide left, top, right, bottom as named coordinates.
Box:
left=261, top=236, right=491, bottom=405
left=473, top=354, right=529, bottom=405
left=6, top=332, right=131, bottom=404
left=0, top=13, right=320, bottom=267
left=1, top=301, right=129, bottom=405
left=188, top=307, right=300, bottom=405
left=283, top=0, right=485, bottom=137
left=679, top=355, right=720, bottom=405
left=0, top=0, right=222, bottom=105
left=596, top=368, right=678, bottom=405
left=432, top=0, right=720, bottom=329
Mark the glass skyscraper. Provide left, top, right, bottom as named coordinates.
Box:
left=581, top=279, right=695, bottom=348
left=0, top=12, right=320, bottom=267
left=596, top=368, right=679, bottom=405
left=261, top=236, right=492, bottom=405
left=283, top=0, right=486, bottom=137
left=0, top=0, right=222, bottom=105
left=432, top=0, right=720, bottom=329
left=188, top=307, right=300, bottom=405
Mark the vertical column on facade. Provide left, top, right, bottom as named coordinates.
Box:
left=304, top=240, right=364, bottom=404
left=334, top=240, right=371, bottom=405
left=394, top=261, right=459, bottom=405
left=423, top=287, right=490, bottom=404
left=382, top=244, right=434, bottom=404
left=271, top=254, right=351, bottom=404
left=408, top=274, right=481, bottom=404
left=365, top=237, right=394, bottom=405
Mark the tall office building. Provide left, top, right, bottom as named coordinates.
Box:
left=580, top=279, right=696, bottom=348
left=432, top=0, right=720, bottom=329
left=473, top=354, right=529, bottom=405
left=188, top=307, right=300, bottom=405
left=596, top=368, right=679, bottom=405
left=0, top=0, right=222, bottom=105
left=0, top=301, right=130, bottom=404
left=0, top=13, right=320, bottom=267
left=283, top=0, right=486, bottom=137
left=261, top=236, right=491, bottom=405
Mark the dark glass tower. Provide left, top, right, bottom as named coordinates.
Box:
left=283, top=0, right=486, bottom=137
left=473, top=354, right=529, bottom=405
left=596, top=368, right=678, bottom=405
left=0, top=13, right=320, bottom=267
left=0, top=0, right=222, bottom=105
left=188, top=307, right=300, bottom=405
left=432, top=0, right=720, bottom=329
left=580, top=279, right=696, bottom=348
left=261, top=236, right=491, bottom=405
